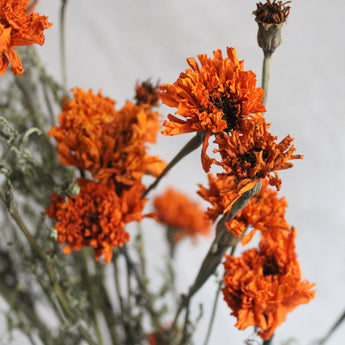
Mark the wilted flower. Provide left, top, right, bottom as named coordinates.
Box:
left=0, top=0, right=52, bottom=76
left=198, top=177, right=290, bottom=243
left=49, top=88, right=165, bottom=186
left=46, top=178, right=148, bottom=263
left=214, top=117, right=303, bottom=191
left=160, top=47, right=265, bottom=171
left=134, top=79, right=160, bottom=107
left=222, top=228, right=315, bottom=340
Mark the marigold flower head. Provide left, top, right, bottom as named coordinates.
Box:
left=222, top=228, right=315, bottom=340
left=214, top=117, right=303, bottom=191
left=134, top=79, right=160, bottom=107
left=49, top=88, right=165, bottom=187
left=45, top=178, right=147, bottom=263
left=153, top=188, right=211, bottom=242
left=0, top=0, right=52, bottom=76
left=198, top=177, right=290, bottom=243
left=253, top=0, right=290, bottom=25
left=160, top=47, right=266, bottom=171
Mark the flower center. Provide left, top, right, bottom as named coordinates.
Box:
left=238, top=147, right=269, bottom=170
left=263, top=257, right=280, bottom=276
left=210, top=93, right=242, bottom=131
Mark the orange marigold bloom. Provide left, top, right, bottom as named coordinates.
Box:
left=222, top=228, right=315, bottom=340
left=49, top=88, right=165, bottom=186
left=198, top=177, right=290, bottom=243
left=153, top=188, right=211, bottom=242
left=45, top=178, right=147, bottom=263
left=160, top=47, right=266, bottom=171
left=0, top=0, right=52, bottom=76
left=215, top=117, right=303, bottom=191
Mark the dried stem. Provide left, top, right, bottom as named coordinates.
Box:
left=261, top=51, right=273, bottom=107
left=0, top=187, right=98, bottom=345
left=60, top=0, right=68, bottom=89
left=263, top=336, right=273, bottom=345
left=202, top=246, right=236, bottom=345
left=82, top=250, right=105, bottom=345
left=143, top=131, right=206, bottom=198
left=316, top=308, right=345, bottom=345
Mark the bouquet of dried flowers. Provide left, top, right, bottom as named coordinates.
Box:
left=0, top=1, right=340, bottom=345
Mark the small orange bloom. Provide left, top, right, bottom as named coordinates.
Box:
left=222, top=228, right=315, bottom=340
left=49, top=88, right=165, bottom=186
left=214, top=117, right=303, bottom=191
left=198, top=177, right=290, bottom=243
left=0, top=0, right=52, bottom=76
left=45, top=178, right=147, bottom=263
left=153, top=188, right=211, bottom=242
left=160, top=47, right=265, bottom=171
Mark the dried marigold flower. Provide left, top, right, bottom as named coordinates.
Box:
left=153, top=188, right=211, bottom=242
left=160, top=47, right=266, bottom=171
left=198, top=177, right=290, bottom=243
left=0, top=0, right=52, bottom=76
left=134, top=79, right=160, bottom=107
left=49, top=88, right=165, bottom=187
left=222, top=228, right=315, bottom=340
left=253, top=0, right=290, bottom=25
left=45, top=178, right=147, bottom=263
left=253, top=1, right=291, bottom=54
left=214, top=117, right=303, bottom=191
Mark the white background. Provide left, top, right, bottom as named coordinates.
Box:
left=9, top=0, right=345, bottom=344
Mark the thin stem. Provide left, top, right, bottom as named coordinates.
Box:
left=60, top=0, right=68, bottom=89
left=317, top=309, right=345, bottom=345
left=120, top=246, right=161, bottom=329
left=202, top=246, right=236, bottom=345
left=113, top=251, right=125, bottom=314
left=179, top=299, right=191, bottom=345
left=136, top=222, right=146, bottom=279
left=261, top=51, right=273, bottom=107
left=82, top=250, right=105, bottom=345
left=263, top=336, right=273, bottom=345
left=142, top=131, right=206, bottom=198
left=0, top=188, right=97, bottom=345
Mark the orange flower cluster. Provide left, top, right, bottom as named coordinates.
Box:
left=47, top=86, right=164, bottom=261
left=46, top=179, right=146, bottom=263
left=153, top=188, right=211, bottom=242
left=0, top=0, right=52, bottom=76
left=160, top=47, right=265, bottom=171
left=222, top=228, right=315, bottom=340
left=161, top=47, right=302, bottom=210
left=198, top=177, right=290, bottom=242
left=49, top=88, right=165, bottom=186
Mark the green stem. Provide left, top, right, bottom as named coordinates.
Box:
left=0, top=188, right=97, bottom=345
left=142, top=131, right=206, bottom=198
left=261, top=51, right=273, bottom=107
left=317, top=309, right=345, bottom=345
left=113, top=251, right=125, bottom=314
left=82, top=250, right=105, bottom=345
left=60, top=0, right=68, bottom=89
left=202, top=246, right=236, bottom=345
left=120, top=246, right=161, bottom=329
left=263, top=336, right=273, bottom=345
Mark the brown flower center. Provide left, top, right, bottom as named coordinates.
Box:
left=253, top=0, right=291, bottom=24
left=210, top=93, right=242, bottom=131
left=263, top=257, right=280, bottom=276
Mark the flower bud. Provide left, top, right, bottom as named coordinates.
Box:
left=253, top=0, right=290, bottom=55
